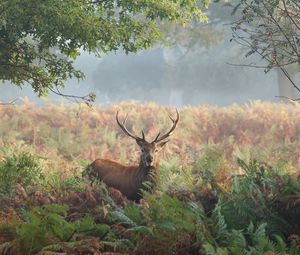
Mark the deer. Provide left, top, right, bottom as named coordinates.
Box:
left=85, top=110, right=179, bottom=202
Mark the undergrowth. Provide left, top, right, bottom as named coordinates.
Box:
left=0, top=149, right=299, bottom=255
left=0, top=102, right=299, bottom=254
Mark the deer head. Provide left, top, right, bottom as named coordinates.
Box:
left=116, top=110, right=179, bottom=168
left=86, top=110, right=180, bottom=201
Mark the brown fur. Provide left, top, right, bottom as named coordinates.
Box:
left=87, top=158, right=159, bottom=201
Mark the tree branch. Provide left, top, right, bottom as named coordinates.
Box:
left=275, top=95, right=300, bottom=101
left=227, top=60, right=296, bottom=69
left=0, top=98, right=19, bottom=105
left=282, top=0, right=300, bottom=31
left=278, top=65, right=300, bottom=93
left=49, top=83, right=96, bottom=106
left=262, top=0, right=299, bottom=56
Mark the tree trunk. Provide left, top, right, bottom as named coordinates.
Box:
left=277, top=68, right=296, bottom=102
left=169, top=88, right=183, bottom=107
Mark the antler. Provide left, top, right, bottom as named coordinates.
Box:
left=153, top=109, right=179, bottom=143
left=116, top=111, right=146, bottom=142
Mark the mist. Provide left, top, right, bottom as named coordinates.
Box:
left=0, top=4, right=283, bottom=107
left=0, top=47, right=280, bottom=107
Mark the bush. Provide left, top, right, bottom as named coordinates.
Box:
left=0, top=204, right=112, bottom=255
left=219, top=159, right=300, bottom=238
left=0, top=151, right=44, bottom=197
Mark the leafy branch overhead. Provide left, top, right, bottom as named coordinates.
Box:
left=0, top=0, right=209, bottom=97
left=231, top=0, right=300, bottom=94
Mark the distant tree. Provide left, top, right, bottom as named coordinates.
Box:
left=89, top=1, right=230, bottom=105
left=231, top=0, right=300, bottom=100
left=162, top=1, right=232, bottom=51
left=91, top=1, right=269, bottom=106
left=160, top=1, right=235, bottom=104
left=0, top=0, right=209, bottom=103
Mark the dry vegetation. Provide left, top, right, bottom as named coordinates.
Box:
left=0, top=100, right=299, bottom=255
left=1, top=100, right=300, bottom=173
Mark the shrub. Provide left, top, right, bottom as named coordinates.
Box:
left=0, top=204, right=112, bottom=255
left=0, top=151, right=44, bottom=197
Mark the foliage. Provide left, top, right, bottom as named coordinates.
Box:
left=0, top=102, right=300, bottom=254
left=205, top=159, right=300, bottom=254
left=231, top=0, right=300, bottom=93
left=203, top=221, right=300, bottom=255
left=0, top=0, right=208, bottom=97
left=0, top=150, right=44, bottom=198
left=219, top=158, right=300, bottom=237
left=111, top=194, right=207, bottom=255
left=0, top=204, right=115, bottom=255
left=160, top=0, right=231, bottom=51
left=110, top=162, right=300, bottom=254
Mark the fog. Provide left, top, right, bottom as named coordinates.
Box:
left=0, top=5, right=284, bottom=107
left=0, top=46, right=280, bottom=107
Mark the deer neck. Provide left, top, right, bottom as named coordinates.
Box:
left=135, top=159, right=159, bottom=199
left=138, top=157, right=160, bottom=182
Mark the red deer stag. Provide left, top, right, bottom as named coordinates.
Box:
left=85, top=110, right=179, bottom=202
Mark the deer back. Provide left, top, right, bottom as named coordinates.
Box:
left=87, top=159, right=152, bottom=201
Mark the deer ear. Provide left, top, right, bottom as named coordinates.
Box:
left=158, top=140, right=169, bottom=148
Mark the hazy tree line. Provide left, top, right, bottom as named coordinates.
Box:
left=0, top=0, right=298, bottom=106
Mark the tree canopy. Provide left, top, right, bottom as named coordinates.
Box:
left=0, top=0, right=209, bottom=99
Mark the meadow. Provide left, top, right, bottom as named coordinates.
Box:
left=0, top=100, right=299, bottom=255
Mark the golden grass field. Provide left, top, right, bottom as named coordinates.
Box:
left=1, top=100, right=300, bottom=176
